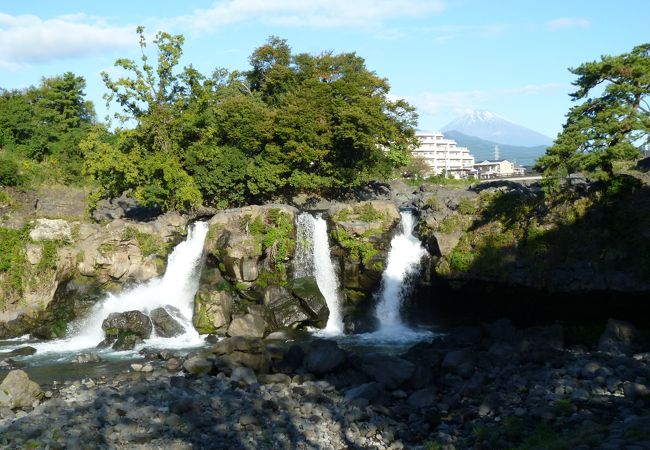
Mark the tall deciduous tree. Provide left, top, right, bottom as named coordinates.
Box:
left=94, top=26, right=203, bottom=210
left=536, top=43, right=650, bottom=180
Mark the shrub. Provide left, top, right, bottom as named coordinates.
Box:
left=0, top=155, right=20, bottom=186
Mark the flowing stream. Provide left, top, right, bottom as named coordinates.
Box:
left=295, top=213, right=344, bottom=335
left=13, top=222, right=209, bottom=358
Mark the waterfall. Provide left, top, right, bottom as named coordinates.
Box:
left=295, top=213, right=344, bottom=335
left=374, top=210, right=427, bottom=335
left=33, top=221, right=209, bottom=354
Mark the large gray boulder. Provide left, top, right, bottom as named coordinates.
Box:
left=0, top=370, right=43, bottom=409
left=304, top=339, right=347, bottom=374
left=183, top=357, right=213, bottom=376
left=360, top=353, right=416, bottom=389
left=227, top=313, right=267, bottom=338
left=193, top=289, right=233, bottom=335
left=101, top=310, right=152, bottom=350
left=29, top=218, right=72, bottom=242
left=102, top=311, right=153, bottom=339
left=210, top=336, right=271, bottom=373
left=150, top=307, right=184, bottom=338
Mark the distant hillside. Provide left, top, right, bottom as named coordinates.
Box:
left=441, top=110, right=553, bottom=147
left=443, top=130, right=548, bottom=167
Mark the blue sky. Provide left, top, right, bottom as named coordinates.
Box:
left=1, top=0, right=648, bottom=139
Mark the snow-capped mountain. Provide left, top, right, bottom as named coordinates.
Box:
left=441, top=110, right=553, bottom=147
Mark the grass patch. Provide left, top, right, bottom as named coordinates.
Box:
left=122, top=226, right=169, bottom=257
left=334, top=203, right=386, bottom=223
left=331, top=226, right=380, bottom=266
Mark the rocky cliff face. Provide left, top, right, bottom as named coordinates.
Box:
left=415, top=179, right=650, bottom=295
left=0, top=211, right=187, bottom=339
left=327, top=201, right=400, bottom=332
left=194, top=205, right=331, bottom=338
left=194, top=201, right=404, bottom=337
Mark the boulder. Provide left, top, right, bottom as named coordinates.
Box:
left=150, top=307, right=185, bottom=338
left=441, top=349, right=476, bottom=377
left=0, top=370, right=43, bottom=409
left=360, top=353, right=416, bottom=389
left=1, top=347, right=37, bottom=359
left=101, top=311, right=153, bottom=340
left=270, top=298, right=313, bottom=329
left=288, top=277, right=329, bottom=328
left=304, top=339, right=347, bottom=374
left=193, top=289, right=233, bottom=334
left=183, top=357, right=213, bottom=376
left=228, top=312, right=267, bottom=338
left=273, top=344, right=305, bottom=374
left=210, top=336, right=271, bottom=373
left=112, top=335, right=143, bottom=351
left=598, top=318, right=639, bottom=355
left=407, top=387, right=437, bottom=408
left=344, top=382, right=386, bottom=404
left=29, top=218, right=72, bottom=242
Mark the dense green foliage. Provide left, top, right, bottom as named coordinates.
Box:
left=0, top=28, right=415, bottom=211
left=536, top=43, right=650, bottom=183
left=83, top=28, right=417, bottom=211
left=0, top=72, right=95, bottom=184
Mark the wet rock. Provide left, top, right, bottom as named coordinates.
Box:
left=304, top=339, right=347, bottom=374
left=102, top=310, right=153, bottom=340
left=150, top=307, right=185, bottom=338
left=113, top=334, right=144, bottom=351
left=0, top=370, right=43, bottom=409
left=2, top=346, right=37, bottom=358
left=72, top=352, right=101, bottom=364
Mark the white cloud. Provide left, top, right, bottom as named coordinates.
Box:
left=546, top=17, right=590, bottom=31
left=411, top=84, right=567, bottom=115
left=0, top=13, right=136, bottom=67
left=175, top=0, right=445, bottom=32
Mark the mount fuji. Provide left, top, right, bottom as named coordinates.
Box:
left=441, top=110, right=553, bottom=147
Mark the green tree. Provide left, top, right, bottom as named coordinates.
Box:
left=536, top=43, right=650, bottom=180
left=90, top=26, right=203, bottom=210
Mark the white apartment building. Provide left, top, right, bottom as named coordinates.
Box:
left=412, top=131, right=476, bottom=178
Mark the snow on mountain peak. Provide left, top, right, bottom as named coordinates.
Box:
left=441, top=110, right=553, bottom=147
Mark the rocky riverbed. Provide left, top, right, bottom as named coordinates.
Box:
left=1, top=317, right=650, bottom=449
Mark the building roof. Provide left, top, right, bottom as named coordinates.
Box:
left=474, top=159, right=511, bottom=165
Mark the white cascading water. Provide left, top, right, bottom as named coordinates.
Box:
left=295, top=213, right=344, bottom=335
left=30, top=221, right=209, bottom=354
left=373, top=210, right=427, bottom=338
